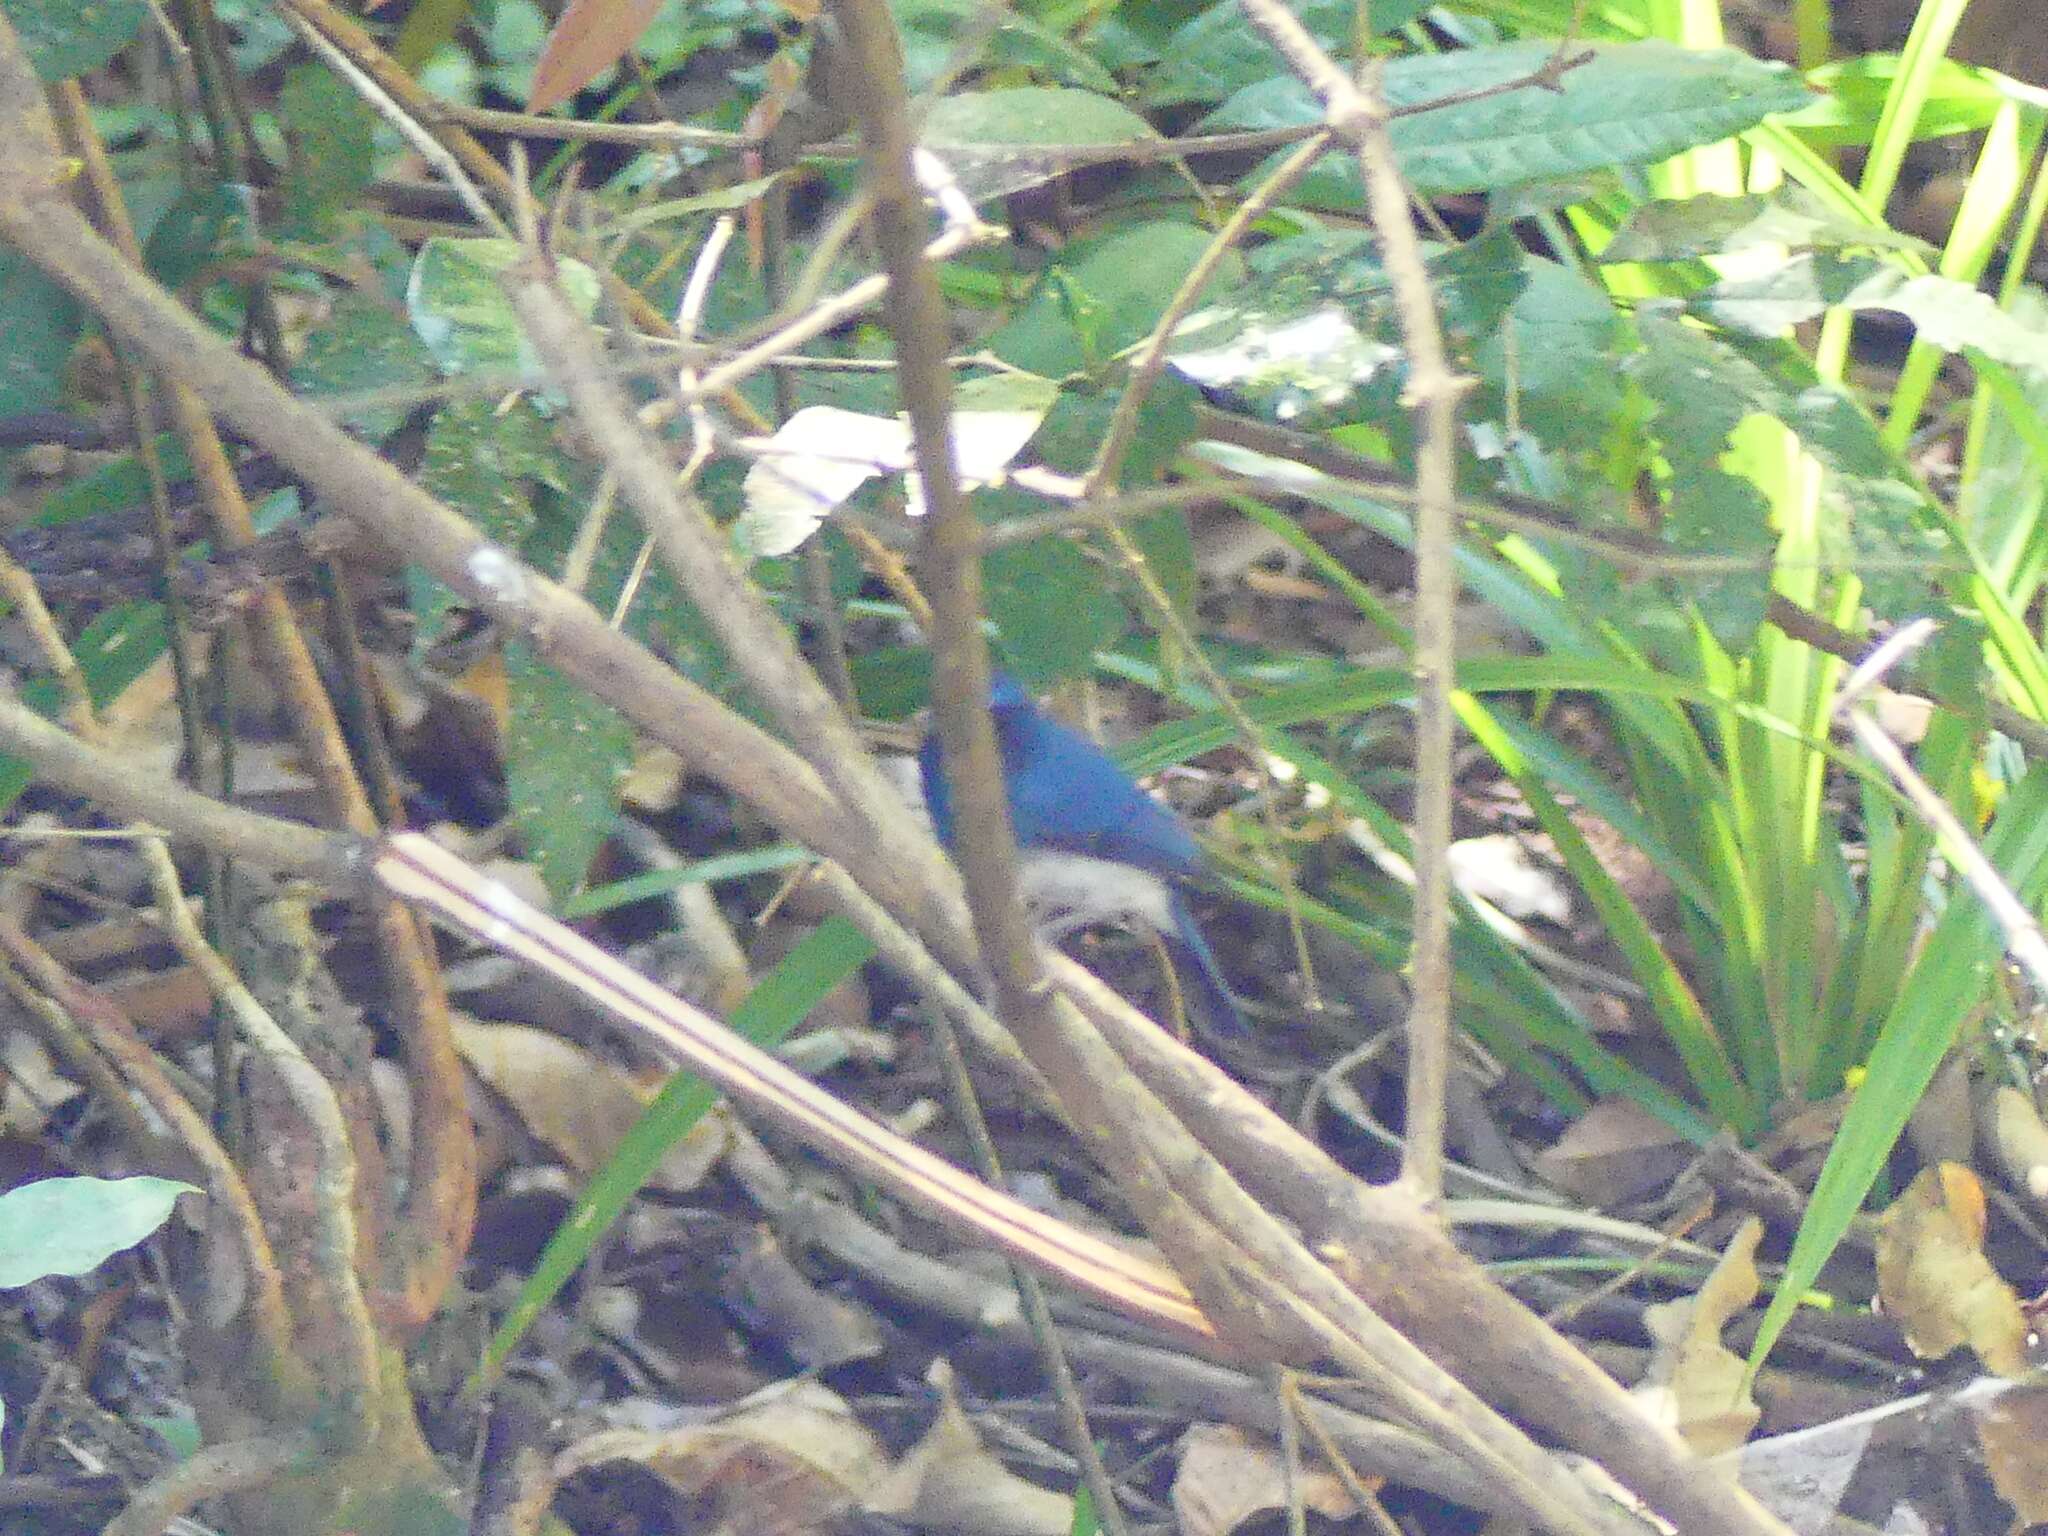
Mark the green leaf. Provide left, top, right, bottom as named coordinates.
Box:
left=412, top=396, right=569, bottom=644
left=992, top=221, right=1242, bottom=379
left=1626, top=309, right=1937, bottom=641
left=275, top=63, right=380, bottom=237
left=1700, top=254, right=2048, bottom=377
left=503, top=643, right=634, bottom=903
left=32, top=437, right=194, bottom=526
left=0, top=1176, right=197, bottom=1287
left=986, top=533, right=1129, bottom=682
left=0, top=246, right=82, bottom=417
left=1203, top=41, right=1814, bottom=200
left=1604, top=187, right=1933, bottom=263
left=2, top=0, right=147, bottom=79
left=1792, top=53, right=2008, bottom=146
left=1144, top=0, right=1431, bottom=108
left=142, top=182, right=255, bottom=294
left=292, top=290, right=440, bottom=443
left=406, top=237, right=600, bottom=381
left=0, top=601, right=170, bottom=815
left=472, top=915, right=876, bottom=1386
left=894, top=0, right=1117, bottom=97
left=921, top=87, right=1159, bottom=200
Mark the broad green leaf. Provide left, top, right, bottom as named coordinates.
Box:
left=407, top=237, right=600, bottom=381
left=0, top=1176, right=197, bottom=1287
left=921, top=87, right=1159, bottom=200
left=504, top=643, right=634, bottom=903
left=473, top=915, right=876, bottom=1385
left=0, top=247, right=82, bottom=417
left=412, top=396, right=570, bottom=645
left=1203, top=41, right=1814, bottom=200
left=1471, top=253, right=1628, bottom=460
left=1701, top=254, right=2048, bottom=377
left=142, top=182, right=256, bottom=294
left=987, top=532, right=1129, bottom=683
left=1144, top=0, right=1431, bottom=108
left=3, top=0, right=147, bottom=79
left=292, top=290, right=441, bottom=443
left=992, top=221, right=1242, bottom=379
left=1627, top=309, right=1939, bottom=637
left=275, top=63, right=380, bottom=238
left=1604, top=188, right=1932, bottom=263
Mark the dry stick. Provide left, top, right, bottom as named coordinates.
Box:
left=927, top=1009, right=1138, bottom=1536
left=0, top=50, right=1044, bottom=1095
left=370, top=832, right=1213, bottom=1339
left=832, top=0, right=1283, bottom=1362
left=501, top=262, right=981, bottom=967
left=30, top=54, right=471, bottom=1329
left=141, top=841, right=384, bottom=1438
left=100, top=1431, right=320, bottom=1536
left=441, top=97, right=1322, bottom=168
left=1055, top=958, right=1797, bottom=1536
left=0, top=912, right=305, bottom=1397
left=1232, top=0, right=1465, bottom=1203
left=824, top=6, right=1657, bottom=1534
left=0, top=694, right=356, bottom=881
left=0, top=548, right=93, bottom=735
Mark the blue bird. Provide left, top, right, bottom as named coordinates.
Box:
left=919, top=670, right=1245, bottom=1034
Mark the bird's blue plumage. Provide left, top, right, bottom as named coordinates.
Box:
left=920, top=671, right=1243, bottom=1033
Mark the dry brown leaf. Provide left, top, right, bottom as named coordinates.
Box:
left=453, top=1016, right=726, bottom=1192
left=1535, top=1097, right=1693, bottom=1206
left=1974, top=1382, right=2048, bottom=1527
left=1875, top=1162, right=2029, bottom=1376
left=1987, top=1085, right=2048, bottom=1209
left=555, top=1381, right=888, bottom=1536
left=2, top=1033, right=78, bottom=1137
left=864, top=1361, right=1071, bottom=1536
left=1632, top=1217, right=1763, bottom=1456
left=1171, top=1423, right=1363, bottom=1536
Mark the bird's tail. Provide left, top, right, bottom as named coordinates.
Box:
left=1167, top=891, right=1247, bottom=1036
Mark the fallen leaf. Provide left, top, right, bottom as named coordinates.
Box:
left=1536, top=1097, right=1693, bottom=1207
left=1447, top=833, right=1571, bottom=924
left=556, top=1380, right=888, bottom=1536
left=864, top=1361, right=1071, bottom=1536
left=1875, top=1162, right=2029, bottom=1376
left=1171, top=1423, right=1363, bottom=1536
left=738, top=376, right=1056, bottom=557
left=1974, top=1382, right=2048, bottom=1526
left=1632, top=1217, right=1763, bottom=1455
left=454, top=1017, right=726, bottom=1193
left=1987, top=1085, right=2048, bottom=1209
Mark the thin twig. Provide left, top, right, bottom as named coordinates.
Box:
left=1234, top=0, right=1470, bottom=1201
left=1834, top=619, right=2048, bottom=991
